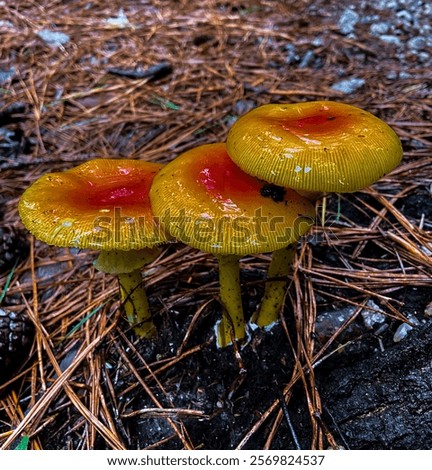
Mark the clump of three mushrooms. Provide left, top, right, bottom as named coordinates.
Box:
left=18, top=101, right=403, bottom=347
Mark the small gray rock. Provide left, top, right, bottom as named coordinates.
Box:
left=379, top=35, right=403, bottom=46
left=407, top=36, right=427, bottom=50
left=37, top=29, right=70, bottom=47
left=393, top=323, right=413, bottom=342
left=338, top=8, right=360, bottom=35
left=331, top=77, right=365, bottom=94
left=370, top=22, right=390, bottom=36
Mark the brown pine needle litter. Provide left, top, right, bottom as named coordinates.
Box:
left=1, top=0, right=431, bottom=450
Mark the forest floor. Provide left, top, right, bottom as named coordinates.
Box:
left=0, top=0, right=431, bottom=450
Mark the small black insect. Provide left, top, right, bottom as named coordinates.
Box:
left=260, top=183, right=286, bottom=203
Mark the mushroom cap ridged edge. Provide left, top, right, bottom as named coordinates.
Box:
left=18, top=159, right=168, bottom=251
left=226, top=101, right=403, bottom=193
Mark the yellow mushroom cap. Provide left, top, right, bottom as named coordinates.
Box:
left=149, top=143, right=315, bottom=256
left=18, top=159, right=167, bottom=251
left=226, top=101, right=403, bottom=193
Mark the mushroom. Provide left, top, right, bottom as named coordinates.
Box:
left=226, top=100, right=403, bottom=328
left=18, top=159, right=167, bottom=337
left=226, top=100, right=403, bottom=197
left=149, top=143, right=315, bottom=347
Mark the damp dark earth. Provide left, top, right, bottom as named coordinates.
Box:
left=0, top=0, right=431, bottom=450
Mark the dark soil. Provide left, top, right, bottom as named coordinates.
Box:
left=0, top=0, right=431, bottom=450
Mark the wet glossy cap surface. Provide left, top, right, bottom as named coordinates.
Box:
left=226, top=101, right=403, bottom=193
left=149, top=143, right=315, bottom=255
left=18, top=159, right=167, bottom=250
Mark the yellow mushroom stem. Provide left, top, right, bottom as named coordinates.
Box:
left=253, top=245, right=296, bottom=328
left=215, top=254, right=246, bottom=348
left=296, top=190, right=327, bottom=226
left=117, top=269, right=155, bottom=338
left=94, top=248, right=161, bottom=338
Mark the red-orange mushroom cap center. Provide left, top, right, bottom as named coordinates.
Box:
left=226, top=101, right=403, bottom=193
left=149, top=143, right=315, bottom=256
left=280, top=110, right=345, bottom=135
left=74, top=178, right=150, bottom=209
left=18, top=159, right=167, bottom=251
left=195, top=149, right=264, bottom=205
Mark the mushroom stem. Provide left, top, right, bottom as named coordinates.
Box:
left=253, top=245, right=295, bottom=328
left=117, top=269, right=155, bottom=338
left=94, top=248, right=160, bottom=338
left=215, top=254, right=246, bottom=348
left=296, top=190, right=329, bottom=226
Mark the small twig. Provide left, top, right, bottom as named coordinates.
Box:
left=121, top=408, right=208, bottom=419
left=278, top=390, right=301, bottom=450
left=107, top=62, right=173, bottom=81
